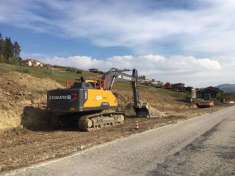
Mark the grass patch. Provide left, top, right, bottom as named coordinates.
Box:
left=0, top=63, right=187, bottom=101
left=0, top=63, right=97, bottom=86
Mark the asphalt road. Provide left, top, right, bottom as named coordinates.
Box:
left=2, top=106, right=235, bottom=176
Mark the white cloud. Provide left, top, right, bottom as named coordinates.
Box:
left=1, top=0, right=235, bottom=55
left=40, top=54, right=229, bottom=87
left=1, top=0, right=235, bottom=86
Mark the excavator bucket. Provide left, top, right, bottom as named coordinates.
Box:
left=124, top=103, right=151, bottom=118
left=135, top=103, right=151, bottom=118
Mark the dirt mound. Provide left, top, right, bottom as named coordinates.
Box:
left=123, top=102, right=166, bottom=118
left=147, top=104, right=167, bottom=117
left=114, top=89, right=190, bottom=115
left=0, top=72, right=62, bottom=130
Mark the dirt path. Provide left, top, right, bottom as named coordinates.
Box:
left=0, top=106, right=225, bottom=172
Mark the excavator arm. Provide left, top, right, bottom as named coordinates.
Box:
left=102, top=68, right=150, bottom=117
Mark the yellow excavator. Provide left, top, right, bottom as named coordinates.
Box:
left=47, top=68, right=150, bottom=131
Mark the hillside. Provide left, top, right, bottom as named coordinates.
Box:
left=217, top=84, right=235, bottom=93
left=0, top=68, right=62, bottom=130
left=0, top=62, right=192, bottom=130
left=0, top=63, right=98, bottom=86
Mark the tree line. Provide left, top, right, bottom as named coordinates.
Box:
left=0, top=33, right=21, bottom=64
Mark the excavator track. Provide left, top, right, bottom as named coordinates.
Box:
left=78, top=112, right=124, bottom=131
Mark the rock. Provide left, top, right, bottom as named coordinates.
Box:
left=4, top=91, right=10, bottom=96
left=124, top=103, right=137, bottom=117
left=147, top=105, right=167, bottom=118
left=80, top=145, right=85, bottom=150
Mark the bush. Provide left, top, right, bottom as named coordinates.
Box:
left=65, top=67, right=82, bottom=74
left=0, top=55, right=4, bottom=63
left=8, top=57, right=21, bottom=65
left=216, top=92, right=225, bottom=102
left=22, top=68, right=30, bottom=73
left=76, top=70, right=82, bottom=74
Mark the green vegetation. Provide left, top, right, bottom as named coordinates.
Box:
left=0, top=63, right=97, bottom=86
left=0, top=62, right=188, bottom=101
left=224, top=93, right=235, bottom=101
left=64, top=67, right=83, bottom=74
left=0, top=33, right=21, bottom=64
left=216, top=91, right=225, bottom=102
left=143, top=85, right=188, bottom=98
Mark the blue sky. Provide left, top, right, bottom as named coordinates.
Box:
left=0, top=0, right=235, bottom=86
left=0, top=23, right=132, bottom=58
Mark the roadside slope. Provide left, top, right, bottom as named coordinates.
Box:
left=0, top=71, right=62, bottom=130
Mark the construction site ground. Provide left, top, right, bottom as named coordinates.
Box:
left=0, top=63, right=229, bottom=172
left=0, top=107, right=225, bottom=172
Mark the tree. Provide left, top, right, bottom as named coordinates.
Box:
left=0, top=34, right=4, bottom=62
left=0, top=33, right=3, bottom=57
left=3, top=37, right=14, bottom=62
left=0, top=34, right=22, bottom=64
left=13, top=41, right=21, bottom=58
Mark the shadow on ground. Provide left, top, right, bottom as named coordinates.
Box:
left=21, top=106, right=79, bottom=131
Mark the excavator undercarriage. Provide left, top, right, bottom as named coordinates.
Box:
left=78, top=111, right=124, bottom=131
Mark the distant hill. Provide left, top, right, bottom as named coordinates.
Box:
left=217, top=84, right=235, bottom=93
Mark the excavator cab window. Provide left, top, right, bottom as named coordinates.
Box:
left=71, top=82, right=82, bottom=88
left=71, top=82, right=96, bottom=89
left=85, top=82, right=95, bottom=89
left=95, top=80, right=101, bottom=89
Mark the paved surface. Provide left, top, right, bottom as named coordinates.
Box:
left=2, top=106, right=235, bottom=176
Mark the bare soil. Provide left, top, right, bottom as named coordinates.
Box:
left=0, top=72, right=62, bottom=130
left=0, top=71, right=227, bottom=172
left=0, top=106, right=224, bottom=172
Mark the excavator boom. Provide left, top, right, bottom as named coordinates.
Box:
left=102, top=68, right=150, bottom=117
